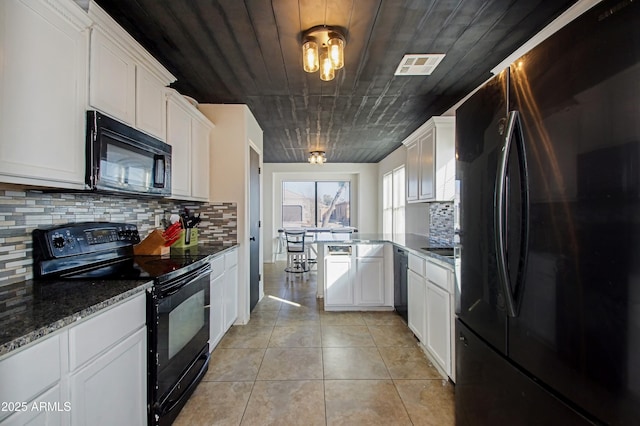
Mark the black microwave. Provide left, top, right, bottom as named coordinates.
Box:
left=86, top=111, right=172, bottom=197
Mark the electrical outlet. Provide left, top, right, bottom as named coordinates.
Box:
left=155, top=214, right=161, bottom=228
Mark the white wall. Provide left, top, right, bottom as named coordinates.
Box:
left=198, top=104, right=263, bottom=325
left=263, top=163, right=378, bottom=263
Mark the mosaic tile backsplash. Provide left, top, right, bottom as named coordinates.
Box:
left=0, top=186, right=237, bottom=288
left=429, top=202, right=454, bottom=245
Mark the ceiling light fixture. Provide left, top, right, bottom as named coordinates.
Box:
left=308, top=151, right=327, bottom=165
left=301, top=26, right=346, bottom=82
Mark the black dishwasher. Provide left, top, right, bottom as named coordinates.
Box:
left=393, top=247, right=408, bottom=322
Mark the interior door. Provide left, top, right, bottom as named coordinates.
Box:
left=249, top=146, right=260, bottom=311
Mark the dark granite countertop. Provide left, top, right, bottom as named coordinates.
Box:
left=313, top=233, right=455, bottom=266
left=0, top=242, right=238, bottom=358
left=0, top=279, right=152, bottom=357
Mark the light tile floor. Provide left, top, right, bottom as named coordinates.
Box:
left=174, top=261, right=455, bottom=425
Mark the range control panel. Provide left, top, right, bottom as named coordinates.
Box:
left=33, top=222, right=140, bottom=259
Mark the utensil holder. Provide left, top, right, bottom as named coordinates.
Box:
left=171, top=228, right=198, bottom=248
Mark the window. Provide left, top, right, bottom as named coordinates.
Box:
left=282, top=181, right=350, bottom=228
left=383, top=173, right=393, bottom=234
left=383, top=166, right=405, bottom=239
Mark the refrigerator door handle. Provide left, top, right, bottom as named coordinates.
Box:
left=494, top=110, right=526, bottom=317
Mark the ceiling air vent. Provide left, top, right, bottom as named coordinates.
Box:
left=394, top=54, right=445, bottom=76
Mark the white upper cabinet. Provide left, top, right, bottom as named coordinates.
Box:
left=87, top=1, right=174, bottom=140
left=89, top=27, right=136, bottom=125
left=406, top=140, right=420, bottom=202
left=136, top=65, right=167, bottom=140
left=418, top=128, right=435, bottom=200
left=167, top=94, right=192, bottom=198
left=191, top=116, right=211, bottom=201
left=403, top=116, right=455, bottom=202
left=166, top=89, right=213, bottom=202
left=0, top=0, right=91, bottom=189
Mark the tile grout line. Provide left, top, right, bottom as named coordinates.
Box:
left=237, top=300, right=279, bottom=425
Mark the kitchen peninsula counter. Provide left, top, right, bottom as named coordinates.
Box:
left=312, top=233, right=454, bottom=266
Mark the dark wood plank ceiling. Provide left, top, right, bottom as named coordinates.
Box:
left=95, top=0, right=577, bottom=163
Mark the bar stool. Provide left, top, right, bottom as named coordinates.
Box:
left=284, top=230, right=309, bottom=276
left=305, top=230, right=318, bottom=270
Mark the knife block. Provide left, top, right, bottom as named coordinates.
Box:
left=171, top=228, right=198, bottom=249
left=133, top=229, right=170, bottom=256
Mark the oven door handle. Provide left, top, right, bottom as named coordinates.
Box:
left=159, top=266, right=211, bottom=298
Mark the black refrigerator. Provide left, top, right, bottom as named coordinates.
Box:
left=455, top=0, right=640, bottom=424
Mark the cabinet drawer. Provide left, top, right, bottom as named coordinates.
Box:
left=0, top=334, right=61, bottom=420
left=69, top=293, right=145, bottom=371
left=225, top=249, right=238, bottom=268
left=210, top=254, right=225, bottom=280
left=426, top=260, right=452, bottom=293
left=356, top=244, right=384, bottom=258
left=408, top=253, right=426, bottom=276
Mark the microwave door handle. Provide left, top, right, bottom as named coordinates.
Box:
left=154, top=155, right=166, bottom=188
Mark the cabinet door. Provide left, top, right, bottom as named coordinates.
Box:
left=418, top=129, right=435, bottom=200
left=325, top=256, right=354, bottom=306
left=2, top=384, right=63, bottom=426
left=0, top=333, right=61, bottom=423
left=406, top=142, right=419, bottom=202
left=190, top=118, right=211, bottom=201
left=167, top=97, right=192, bottom=197
left=407, top=269, right=426, bottom=342
left=210, top=273, right=225, bottom=350
left=224, top=264, right=238, bottom=329
left=356, top=257, right=385, bottom=305
left=135, top=66, right=166, bottom=140
left=69, top=328, right=146, bottom=426
left=89, top=28, right=135, bottom=125
left=0, top=0, right=88, bottom=188
left=426, top=280, right=451, bottom=375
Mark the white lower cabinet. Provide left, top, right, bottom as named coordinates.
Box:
left=1, top=384, right=63, bottom=426
left=69, top=328, right=146, bottom=426
left=0, top=293, right=147, bottom=426
left=324, top=255, right=354, bottom=306
left=407, top=252, right=455, bottom=380
left=425, top=280, right=451, bottom=375
left=407, top=269, right=426, bottom=342
left=209, top=248, right=239, bottom=351
left=356, top=257, right=385, bottom=305
left=209, top=272, right=225, bottom=350
left=0, top=334, right=62, bottom=424
left=224, top=260, right=238, bottom=330
left=324, top=244, right=391, bottom=310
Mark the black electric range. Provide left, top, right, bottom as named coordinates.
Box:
left=32, top=221, right=211, bottom=283
left=32, top=222, right=212, bottom=426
